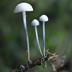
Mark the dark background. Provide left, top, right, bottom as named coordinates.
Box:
left=0, top=0, right=72, bottom=72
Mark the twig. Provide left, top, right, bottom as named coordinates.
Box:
left=10, top=53, right=49, bottom=72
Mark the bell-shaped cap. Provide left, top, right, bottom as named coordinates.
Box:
left=39, top=15, right=49, bottom=22
left=14, top=2, right=33, bottom=13
left=31, top=19, right=39, bottom=26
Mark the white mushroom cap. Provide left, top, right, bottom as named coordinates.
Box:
left=39, top=15, right=49, bottom=22
left=31, top=19, right=39, bottom=26
left=14, top=2, right=33, bottom=13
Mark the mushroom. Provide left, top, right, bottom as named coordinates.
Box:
left=31, top=19, right=43, bottom=57
left=14, top=2, right=33, bottom=62
left=39, top=15, right=49, bottom=57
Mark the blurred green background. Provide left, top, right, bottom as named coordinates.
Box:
left=0, top=0, right=72, bottom=72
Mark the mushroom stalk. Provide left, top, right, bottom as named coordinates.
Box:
left=35, top=26, right=43, bottom=57
left=22, top=12, right=31, bottom=62
left=43, top=21, right=45, bottom=57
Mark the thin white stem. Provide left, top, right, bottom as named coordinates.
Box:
left=35, top=26, right=43, bottom=57
left=22, top=12, right=31, bottom=62
left=43, top=22, right=45, bottom=57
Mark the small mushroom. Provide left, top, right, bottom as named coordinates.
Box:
left=39, top=15, right=49, bottom=57
left=14, top=2, right=33, bottom=62
left=31, top=19, right=43, bottom=57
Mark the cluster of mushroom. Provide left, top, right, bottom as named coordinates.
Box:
left=14, top=2, right=49, bottom=63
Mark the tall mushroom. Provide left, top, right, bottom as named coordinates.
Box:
left=31, top=19, right=43, bottom=57
left=14, top=2, right=33, bottom=62
left=39, top=15, right=49, bottom=57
